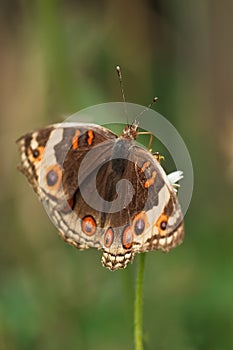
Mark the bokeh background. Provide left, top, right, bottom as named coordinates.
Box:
left=1, top=1, right=233, bottom=349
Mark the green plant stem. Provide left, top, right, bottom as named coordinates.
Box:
left=134, top=253, right=146, bottom=350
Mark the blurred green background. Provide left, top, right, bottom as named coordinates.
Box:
left=1, top=1, right=233, bottom=349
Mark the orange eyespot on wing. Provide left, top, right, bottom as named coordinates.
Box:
left=45, top=164, right=62, bottom=190
left=81, top=216, right=97, bottom=236
left=155, top=214, right=168, bottom=236
left=29, top=146, right=45, bottom=163
left=104, top=228, right=114, bottom=248
left=133, top=211, right=148, bottom=236
left=122, top=225, right=133, bottom=249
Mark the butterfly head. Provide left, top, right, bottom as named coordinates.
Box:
left=120, top=121, right=139, bottom=140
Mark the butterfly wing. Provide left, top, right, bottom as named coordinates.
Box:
left=101, top=143, right=184, bottom=270
left=17, top=123, right=118, bottom=250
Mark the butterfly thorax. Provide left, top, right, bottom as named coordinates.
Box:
left=120, top=123, right=138, bottom=140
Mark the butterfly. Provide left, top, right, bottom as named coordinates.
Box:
left=17, top=119, right=184, bottom=270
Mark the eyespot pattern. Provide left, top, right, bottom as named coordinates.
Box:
left=81, top=216, right=97, bottom=236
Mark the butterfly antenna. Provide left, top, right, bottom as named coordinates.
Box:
left=116, top=65, right=129, bottom=124
left=134, top=96, right=158, bottom=123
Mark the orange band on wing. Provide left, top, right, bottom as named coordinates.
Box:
left=144, top=171, right=157, bottom=188
left=72, top=130, right=81, bottom=149
left=140, top=161, right=150, bottom=173
left=87, top=130, right=94, bottom=146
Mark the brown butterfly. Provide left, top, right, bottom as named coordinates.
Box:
left=17, top=120, right=184, bottom=270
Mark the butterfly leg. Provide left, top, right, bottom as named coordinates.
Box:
left=153, top=151, right=164, bottom=164
left=137, top=131, right=153, bottom=151
left=137, top=132, right=165, bottom=163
